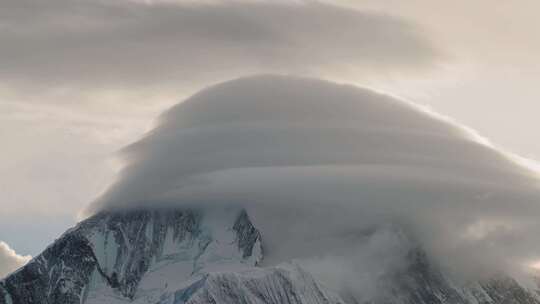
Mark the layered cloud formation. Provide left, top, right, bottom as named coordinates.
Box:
left=88, top=75, right=540, bottom=298
left=0, top=0, right=437, bottom=96
left=0, top=0, right=442, bottom=235
left=0, top=241, right=30, bottom=279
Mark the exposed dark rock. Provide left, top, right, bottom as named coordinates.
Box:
left=233, top=210, right=262, bottom=260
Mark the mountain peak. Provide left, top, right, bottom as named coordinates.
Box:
left=0, top=207, right=262, bottom=304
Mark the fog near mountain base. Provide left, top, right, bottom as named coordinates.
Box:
left=86, top=75, right=540, bottom=299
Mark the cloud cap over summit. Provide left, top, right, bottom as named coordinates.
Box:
left=87, top=75, right=540, bottom=293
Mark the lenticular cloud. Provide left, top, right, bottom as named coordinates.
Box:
left=87, top=75, right=540, bottom=287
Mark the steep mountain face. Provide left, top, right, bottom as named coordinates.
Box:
left=160, top=264, right=345, bottom=304
left=1, top=208, right=539, bottom=304
left=0, top=208, right=266, bottom=304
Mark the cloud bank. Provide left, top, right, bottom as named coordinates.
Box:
left=87, top=75, right=540, bottom=299
left=0, top=0, right=442, bottom=254
left=0, top=0, right=437, bottom=97
left=0, top=241, right=31, bottom=279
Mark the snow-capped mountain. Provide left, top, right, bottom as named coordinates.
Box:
left=1, top=207, right=539, bottom=304
left=0, top=208, right=342, bottom=304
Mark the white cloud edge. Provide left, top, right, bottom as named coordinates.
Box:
left=0, top=241, right=31, bottom=278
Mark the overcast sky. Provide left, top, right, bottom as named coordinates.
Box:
left=1, top=0, right=540, bottom=272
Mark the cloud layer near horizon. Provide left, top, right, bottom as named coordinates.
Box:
left=0, top=241, right=31, bottom=279
left=88, top=75, right=540, bottom=301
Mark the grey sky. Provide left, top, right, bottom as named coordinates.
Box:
left=0, top=0, right=539, bottom=276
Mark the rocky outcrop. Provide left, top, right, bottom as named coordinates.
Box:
left=0, top=235, right=99, bottom=304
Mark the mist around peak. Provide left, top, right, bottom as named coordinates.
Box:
left=85, top=75, right=540, bottom=300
